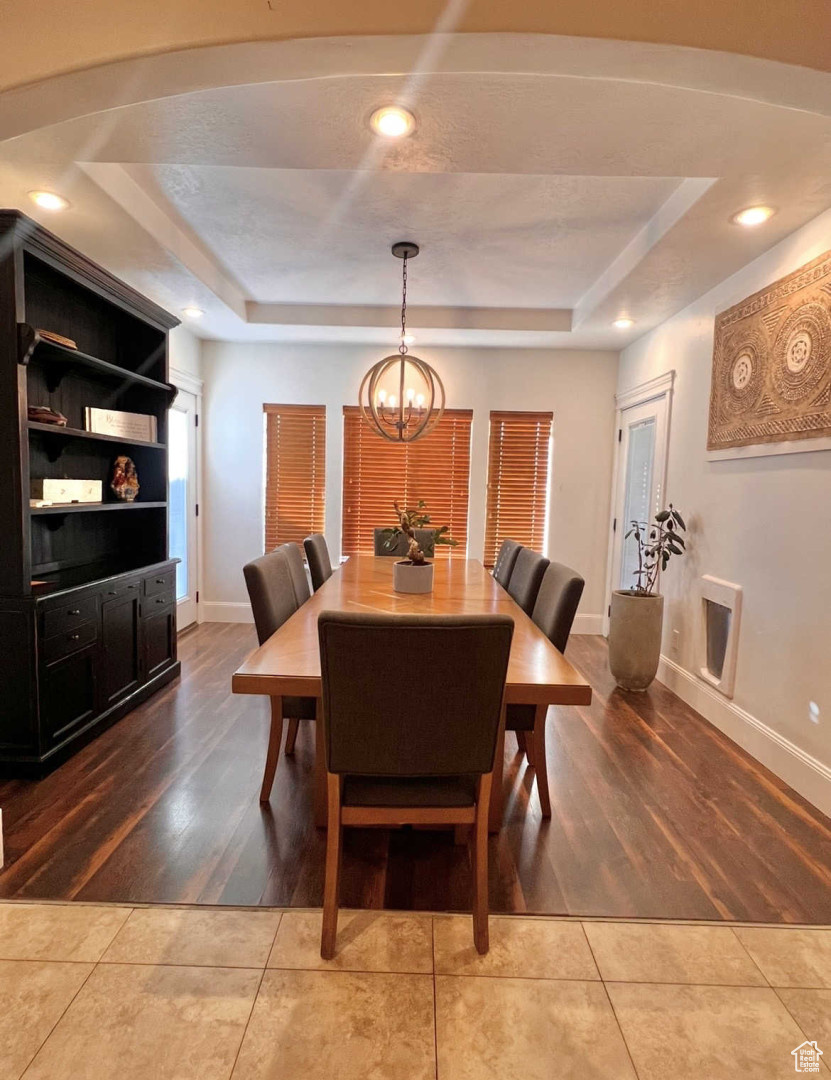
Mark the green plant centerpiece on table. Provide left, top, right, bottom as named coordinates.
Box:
left=383, top=500, right=457, bottom=593
left=381, top=499, right=457, bottom=563
left=609, top=504, right=687, bottom=691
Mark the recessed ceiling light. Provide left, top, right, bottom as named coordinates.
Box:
left=613, top=317, right=634, bottom=329
left=29, top=190, right=69, bottom=211
left=182, top=306, right=204, bottom=319
left=370, top=106, right=416, bottom=138
left=731, top=205, right=776, bottom=227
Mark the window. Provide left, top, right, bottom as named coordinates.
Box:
left=483, top=410, right=553, bottom=568
left=342, top=406, right=472, bottom=557
left=263, top=404, right=326, bottom=551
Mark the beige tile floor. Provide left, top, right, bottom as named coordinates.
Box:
left=0, top=900, right=829, bottom=1079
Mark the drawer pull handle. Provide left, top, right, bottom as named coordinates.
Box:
left=156, top=597, right=166, bottom=604
left=108, top=591, right=118, bottom=596
left=69, top=609, right=81, bottom=615
left=128, top=583, right=137, bottom=589
left=69, top=633, right=80, bottom=641
left=155, top=578, right=165, bottom=584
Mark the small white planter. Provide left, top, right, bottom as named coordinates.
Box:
left=393, top=560, right=434, bottom=594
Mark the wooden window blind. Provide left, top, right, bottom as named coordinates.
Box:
left=263, top=404, right=326, bottom=551
left=342, top=406, right=473, bottom=558
left=483, top=410, right=553, bottom=568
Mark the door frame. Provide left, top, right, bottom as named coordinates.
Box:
left=170, top=367, right=203, bottom=628
left=603, top=370, right=675, bottom=636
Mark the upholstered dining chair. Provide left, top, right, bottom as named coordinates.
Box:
left=243, top=549, right=317, bottom=800
left=373, top=527, right=436, bottom=557
left=507, top=561, right=585, bottom=817
left=304, top=533, right=334, bottom=591
left=492, top=539, right=521, bottom=587
left=317, top=611, right=514, bottom=959
left=276, top=542, right=311, bottom=605
left=506, top=547, right=549, bottom=615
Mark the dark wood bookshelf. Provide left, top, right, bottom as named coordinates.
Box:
left=31, top=501, right=168, bottom=516
left=28, top=420, right=166, bottom=451
left=20, top=330, right=175, bottom=395
left=0, top=209, right=182, bottom=777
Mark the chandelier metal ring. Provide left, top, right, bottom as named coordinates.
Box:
left=358, top=242, right=446, bottom=443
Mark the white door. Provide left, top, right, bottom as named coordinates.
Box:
left=607, top=394, right=670, bottom=622
left=168, top=388, right=199, bottom=629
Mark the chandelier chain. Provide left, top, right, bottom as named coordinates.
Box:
left=399, top=254, right=408, bottom=355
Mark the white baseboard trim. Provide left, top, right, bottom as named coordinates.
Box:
left=202, top=601, right=254, bottom=624
left=572, top=614, right=604, bottom=635
left=657, top=655, right=831, bottom=819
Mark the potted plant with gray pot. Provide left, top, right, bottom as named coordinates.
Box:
left=609, top=505, right=687, bottom=691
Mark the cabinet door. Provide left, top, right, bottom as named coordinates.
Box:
left=143, top=605, right=176, bottom=681
left=41, top=645, right=97, bottom=745
left=100, top=592, right=141, bottom=707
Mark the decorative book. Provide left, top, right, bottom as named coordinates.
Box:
left=85, top=407, right=157, bottom=442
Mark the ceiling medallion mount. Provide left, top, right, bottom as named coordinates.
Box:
left=359, top=242, right=445, bottom=444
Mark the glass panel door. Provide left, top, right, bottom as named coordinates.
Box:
left=619, top=417, right=656, bottom=590
left=607, top=393, right=669, bottom=625
left=168, top=388, right=198, bottom=628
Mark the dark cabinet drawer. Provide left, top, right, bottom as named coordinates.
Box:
left=143, top=591, right=175, bottom=616
left=144, top=569, right=175, bottom=598
left=100, top=578, right=141, bottom=603
left=42, top=619, right=98, bottom=665
left=43, top=595, right=98, bottom=639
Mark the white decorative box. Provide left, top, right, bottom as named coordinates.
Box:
left=31, top=478, right=102, bottom=504
left=85, top=407, right=157, bottom=442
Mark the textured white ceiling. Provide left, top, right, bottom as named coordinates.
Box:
left=143, top=165, right=680, bottom=306
left=2, top=35, right=831, bottom=346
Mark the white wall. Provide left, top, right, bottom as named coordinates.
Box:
left=200, top=343, right=618, bottom=626
left=618, top=208, right=831, bottom=813
left=168, top=325, right=202, bottom=381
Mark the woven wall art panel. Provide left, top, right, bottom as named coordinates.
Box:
left=708, top=250, right=831, bottom=451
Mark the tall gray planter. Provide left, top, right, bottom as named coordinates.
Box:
left=608, top=590, right=664, bottom=691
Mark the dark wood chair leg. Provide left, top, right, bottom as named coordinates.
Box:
left=472, top=772, right=492, bottom=954
left=259, top=697, right=284, bottom=803
left=516, top=731, right=527, bottom=757
left=285, top=717, right=300, bottom=755
left=531, top=704, right=551, bottom=818
left=321, top=773, right=343, bottom=959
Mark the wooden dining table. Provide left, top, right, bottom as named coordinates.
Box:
left=232, top=556, right=592, bottom=829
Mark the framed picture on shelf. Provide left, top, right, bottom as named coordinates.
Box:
left=85, top=407, right=157, bottom=442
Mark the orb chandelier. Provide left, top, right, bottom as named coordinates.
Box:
left=359, top=242, right=445, bottom=443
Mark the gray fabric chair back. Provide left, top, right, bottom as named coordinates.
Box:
left=493, top=539, right=521, bottom=586
left=304, top=533, right=333, bottom=591
left=373, top=528, right=436, bottom=558
left=318, top=612, right=513, bottom=776
left=277, top=542, right=311, bottom=605
left=531, top=561, right=585, bottom=653
left=243, top=549, right=299, bottom=645
left=506, top=547, right=550, bottom=615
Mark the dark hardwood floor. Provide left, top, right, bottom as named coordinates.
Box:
left=1, top=622, right=829, bottom=921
